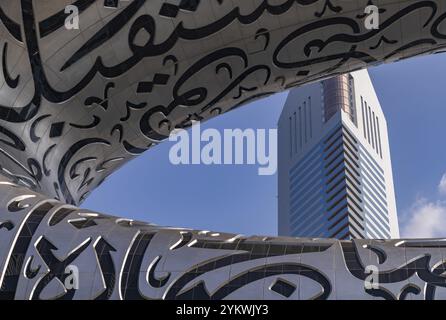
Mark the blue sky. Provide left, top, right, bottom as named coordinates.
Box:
left=82, top=53, right=446, bottom=238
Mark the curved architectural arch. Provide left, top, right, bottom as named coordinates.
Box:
left=0, top=0, right=445, bottom=299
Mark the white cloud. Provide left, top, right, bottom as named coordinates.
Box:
left=439, top=173, right=446, bottom=195
left=401, top=198, right=446, bottom=238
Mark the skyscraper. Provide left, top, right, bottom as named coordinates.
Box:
left=278, top=70, right=399, bottom=240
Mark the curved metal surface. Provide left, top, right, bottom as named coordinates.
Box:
left=0, top=0, right=445, bottom=299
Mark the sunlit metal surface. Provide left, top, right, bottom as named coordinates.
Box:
left=0, top=0, right=445, bottom=299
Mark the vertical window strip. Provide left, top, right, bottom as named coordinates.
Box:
left=321, top=83, right=326, bottom=123
left=361, top=97, right=367, bottom=141
left=376, top=116, right=383, bottom=158
left=299, top=107, right=303, bottom=149
left=304, top=101, right=307, bottom=143
left=368, top=106, right=374, bottom=149
left=293, top=112, right=297, bottom=154
left=364, top=101, right=370, bottom=143
left=371, top=111, right=376, bottom=151
left=289, top=117, right=292, bottom=158
left=309, top=97, right=313, bottom=138
left=372, top=112, right=378, bottom=155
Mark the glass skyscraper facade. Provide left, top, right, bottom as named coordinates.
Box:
left=278, top=70, right=399, bottom=239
